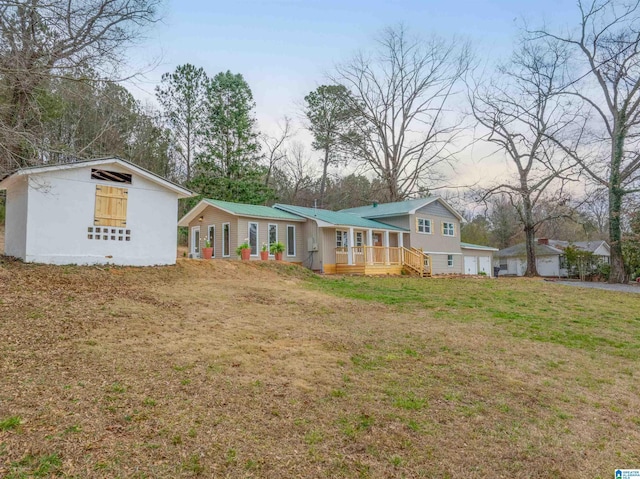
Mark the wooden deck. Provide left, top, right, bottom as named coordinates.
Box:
left=332, top=246, right=431, bottom=277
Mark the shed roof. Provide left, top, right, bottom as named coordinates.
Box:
left=0, top=157, right=193, bottom=197
left=340, top=197, right=464, bottom=221
left=274, top=204, right=407, bottom=231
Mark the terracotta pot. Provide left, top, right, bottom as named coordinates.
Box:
left=260, top=250, right=269, bottom=260
left=275, top=252, right=283, bottom=261
left=241, top=248, right=251, bottom=261
left=202, top=247, right=213, bottom=260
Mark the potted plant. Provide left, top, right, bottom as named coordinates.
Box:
left=236, top=239, right=251, bottom=260
left=260, top=243, right=269, bottom=261
left=270, top=241, right=285, bottom=261
left=202, top=237, right=213, bottom=260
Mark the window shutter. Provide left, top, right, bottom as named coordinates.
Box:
left=415, top=217, right=419, bottom=232
left=94, top=185, right=128, bottom=227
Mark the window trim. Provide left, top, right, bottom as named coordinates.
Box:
left=336, top=230, right=347, bottom=248
left=287, top=225, right=296, bottom=257
left=447, top=254, right=454, bottom=267
left=248, top=222, right=259, bottom=257
left=268, top=223, right=278, bottom=257
left=207, top=225, right=215, bottom=258
left=417, top=217, right=432, bottom=234
left=442, top=221, right=455, bottom=237
left=191, top=226, right=201, bottom=255
left=222, top=222, right=230, bottom=257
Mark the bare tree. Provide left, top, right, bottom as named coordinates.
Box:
left=532, top=0, right=640, bottom=283
left=262, top=116, right=292, bottom=188
left=332, top=25, right=471, bottom=201
left=470, top=39, right=580, bottom=276
left=273, top=142, right=317, bottom=205
left=0, top=0, right=161, bottom=173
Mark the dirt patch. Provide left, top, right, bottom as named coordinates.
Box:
left=1, top=259, right=639, bottom=478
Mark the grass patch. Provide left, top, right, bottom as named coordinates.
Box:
left=7, top=453, right=62, bottom=478
left=0, top=416, right=21, bottom=431
left=310, top=275, right=640, bottom=359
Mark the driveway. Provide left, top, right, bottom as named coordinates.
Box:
left=552, top=280, right=640, bottom=294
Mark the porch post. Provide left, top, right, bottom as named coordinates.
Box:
left=367, top=229, right=373, bottom=263
left=398, top=232, right=404, bottom=248
left=347, top=227, right=354, bottom=265
left=384, top=230, right=390, bottom=264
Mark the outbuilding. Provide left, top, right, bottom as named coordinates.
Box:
left=0, top=157, right=192, bottom=266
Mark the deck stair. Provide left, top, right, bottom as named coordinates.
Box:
left=402, top=247, right=432, bottom=277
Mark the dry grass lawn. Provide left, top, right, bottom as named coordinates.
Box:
left=1, top=258, right=639, bottom=478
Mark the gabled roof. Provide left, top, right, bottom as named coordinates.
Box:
left=497, top=243, right=564, bottom=258
left=340, top=196, right=464, bottom=221
left=178, top=199, right=305, bottom=226
left=460, top=242, right=499, bottom=252
left=273, top=204, right=407, bottom=231
left=0, top=157, right=193, bottom=197
left=547, top=239, right=610, bottom=255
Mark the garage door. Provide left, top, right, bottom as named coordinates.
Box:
left=479, top=257, right=491, bottom=276
left=464, top=256, right=478, bottom=275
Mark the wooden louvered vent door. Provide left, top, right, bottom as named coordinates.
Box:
left=94, top=185, right=128, bottom=227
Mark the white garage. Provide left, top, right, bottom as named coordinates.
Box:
left=461, top=242, right=499, bottom=277
left=0, top=157, right=192, bottom=266
left=464, top=255, right=478, bottom=275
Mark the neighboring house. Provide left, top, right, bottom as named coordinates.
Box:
left=0, top=157, right=192, bottom=266
left=495, top=238, right=611, bottom=277
left=181, top=197, right=498, bottom=276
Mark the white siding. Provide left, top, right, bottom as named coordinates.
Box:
left=22, top=164, right=179, bottom=266
left=4, top=176, right=28, bottom=258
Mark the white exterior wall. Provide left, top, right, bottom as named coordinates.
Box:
left=4, top=177, right=28, bottom=258
left=536, top=256, right=560, bottom=277
left=22, top=164, right=179, bottom=266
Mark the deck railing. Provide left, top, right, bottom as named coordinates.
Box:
left=335, top=246, right=402, bottom=265
left=335, top=246, right=431, bottom=276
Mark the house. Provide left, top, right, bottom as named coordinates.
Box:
left=180, top=197, right=498, bottom=276
left=495, top=238, right=610, bottom=277
left=0, top=157, right=192, bottom=266
left=341, top=198, right=498, bottom=275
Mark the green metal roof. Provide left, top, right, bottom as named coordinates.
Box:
left=460, top=242, right=499, bottom=251
left=340, top=197, right=437, bottom=218
left=274, top=204, right=407, bottom=231
left=204, top=199, right=305, bottom=221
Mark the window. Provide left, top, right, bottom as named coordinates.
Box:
left=447, top=255, right=454, bottom=267
left=248, top=222, right=258, bottom=256
left=416, top=218, right=431, bottom=234
left=207, top=225, right=215, bottom=257
left=91, top=169, right=132, bottom=184
left=268, top=224, right=277, bottom=256
left=499, top=262, right=508, bottom=270
left=355, top=231, right=363, bottom=247
left=222, top=223, right=230, bottom=257
left=336, top=230, right=347, bottom=247
left=287, top=225, right=296, bottom=257
left=559, top=255, right=568, bottom=269
left=442, top=222, right=455, bottom=236
left=94, top=185, right=128, bottom=227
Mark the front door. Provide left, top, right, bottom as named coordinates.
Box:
left=191, top=226, right=200, bottom=257
left=373, top=233, right=382, bottom=246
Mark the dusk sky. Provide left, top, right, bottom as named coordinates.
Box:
left=126, top=0, right=586, bottom=189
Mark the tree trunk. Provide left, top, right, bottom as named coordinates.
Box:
left=319, top=147, right=330, bottom=208
left=608, top=122, right=628, bottom=284
left=522, top=195, right=538, bottom=277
